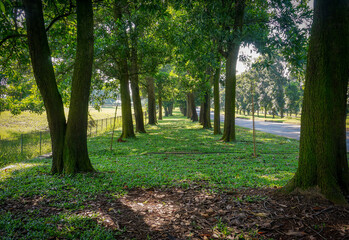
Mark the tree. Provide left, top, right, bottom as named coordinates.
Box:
left=285, top=80, right=302, bottom=116
left=113, top=0, right=135, bottom=140
left=268, top=61, right=287, bottom=118
left=129, top=25, right=146, bottom=133
left=23, top=0, right=94, bottom=173
left=213, top=63, right=221, bottom=134
left=283, top=0, right=349, bottom=204
left=147, top=76, right=157, bottom=125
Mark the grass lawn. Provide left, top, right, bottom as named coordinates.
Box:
left=235, top=112, right=349, bottom=130
left=0, top=112, right=302, bottom=239
left=1, top=112, right=348, bottom=239
left=235, top=112, right=301, bottom=125
left=0, top=107, right=121, bottom=139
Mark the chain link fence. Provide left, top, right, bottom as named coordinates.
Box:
left=0, top=111, right=148, bottom=167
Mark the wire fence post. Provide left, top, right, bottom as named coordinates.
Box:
left=96, top=120, right=98, bottom=136
left=20, top=134, right=23, bottom=155
left=39, top=132, right=42, bottom=155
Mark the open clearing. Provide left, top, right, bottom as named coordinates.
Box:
left=1, top=113, right=348, bottom=239
left=0, top=107, right=121, bottom=139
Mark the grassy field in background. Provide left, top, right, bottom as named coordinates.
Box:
left=235, top=112, right=301, bottom=124
left=234, top=111, right=349, bottom=129
left=0, top=107, right=121, bottom=139
left=0, top=112, right=300, bottom=239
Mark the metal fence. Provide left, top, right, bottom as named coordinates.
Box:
left=0, top=111, right=148, bottom=167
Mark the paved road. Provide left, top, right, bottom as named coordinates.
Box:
left=209, top=112, right=349, bottom=150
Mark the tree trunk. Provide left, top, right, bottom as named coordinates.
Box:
left=158, top=96, right=163, bottom=120
left=114, top=2, right=135, bottom=140
left=187, top=93, right=192, bottom=119
left=23, top=0, right=95, bottom=174
left=130, top=31, right=145, bottom=133
left=202, top=91, right=212, bottom=129
left=147, top=76, right=157, bottom=125
left=169, top=102, right=173, bottom=115
left=24, top=0, right=66, bottom=173
left=180, top=102, right=187, bottom=116
left=283, top=0, right=349, bottom=204
left=164, top=106, right=169, bottom=117
left=264, top=107, right=267, bottom=118
left=199, top=102, right=204, bottom=124
left=119, top=61, right=135, bottom=139
left=213, top=65, right=221, bottom=134
left=221, top=0, right=245, bottom=142
left=188, top=92, right=198, bottom=122
left=63, top=0, right=95, bottom=173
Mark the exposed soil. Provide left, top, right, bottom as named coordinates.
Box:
left=1, top=187, right=349, bottom=239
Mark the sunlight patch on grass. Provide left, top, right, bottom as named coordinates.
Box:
left=0, top=163, right=46, bottom=180
left=0, top=112, right=300, bottom=208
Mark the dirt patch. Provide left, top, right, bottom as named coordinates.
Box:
left=1, top=187, right=349, bottom=239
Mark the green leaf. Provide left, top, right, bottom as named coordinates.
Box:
left=0, top=1, right=5, bottom=13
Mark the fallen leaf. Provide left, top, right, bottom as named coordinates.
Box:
left=285, top=230, right=306, bottom=237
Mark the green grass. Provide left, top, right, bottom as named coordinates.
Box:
left=235, top=112, right=301, bottom=125
left=0, top=107, right=127, bottom=168
left=235, top=112, right=349, bottom=129
left=0, top=112, right=300, bottom=239
left=0, top=107, right=121, bottom=139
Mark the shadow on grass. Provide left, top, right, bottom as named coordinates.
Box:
left=0, top=185, right=267, bottom=239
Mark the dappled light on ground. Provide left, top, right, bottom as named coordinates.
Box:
left=1, top=114, right=348, bottom=239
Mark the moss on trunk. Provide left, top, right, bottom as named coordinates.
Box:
left=147, top=76, right=157, bottom=125
left=202, top=91, right=212, bottom=129
left=283, top=0, right=349, bottom=204
left=221, top=0, right=245, bottom=142
left=114, top=1, right=135, bottom=140
left=24, top=0, right=95, bottom=174
left=188, top=92, right=198, bottom=122
left=130, top=33, right=146, bottom=133
left=63, top=0, right=95, bottom=173
left=221, top=44, right=239, bottom=142
left=158, top=96, right=163, bottom=120
left=213, top=66, right=221, bottom=135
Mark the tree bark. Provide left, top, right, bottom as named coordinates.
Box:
left=158, top=95, right=163, bottom=120
left=213, top=65, right=221, bottom=134
left=283, top=0, right=349, bottom=204
left=23, top=0, right=95, bottom=174
left=221, top=44, right=240, bottom=141
left=199, top=102, right=204, bottom=124
left=180, top=101, right=187, bottom=116
left=119, top=59, right=135, bottom=139
left=23, top=0, right=66, bottom=173
left=63, top=0, right=95, bottom=173
left=187, top=93, right=192, bottom=119
left=114, top=2, right=135, bottom=139
left=202, top=91, right=212, bottom=129
left=189, top=92, right=198, bottom=122
left=164, top=106, right=169, bottom=117
left=147, top=76, right=157, bottom=125
left=130, top=30, right=146, bottom=133
left=169, top=102, right=173, bottom=115
left=221, top=0, right=245, bottom=142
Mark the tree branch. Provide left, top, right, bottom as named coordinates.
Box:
left=0, top=34, right=27, bottom=47
left=1, top=5, right=74, bottom=48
